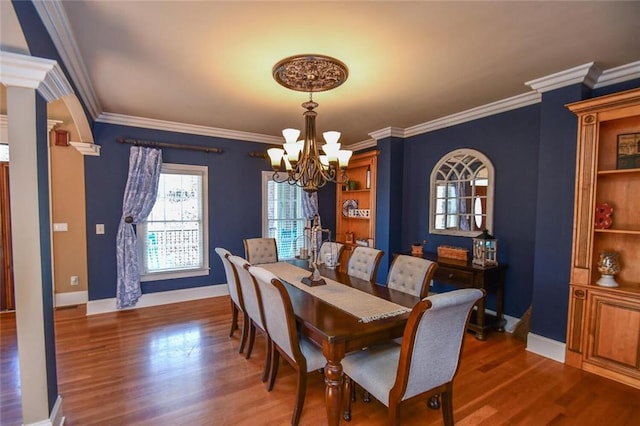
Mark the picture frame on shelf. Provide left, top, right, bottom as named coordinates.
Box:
left=345, top=232, right=354, bottom=244
left=616, top=132, right=640, bottom=169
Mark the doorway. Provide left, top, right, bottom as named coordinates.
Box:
left=0, top=162, right=15, bottom=311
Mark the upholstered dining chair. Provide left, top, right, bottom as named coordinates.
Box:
left=341, top=288, right=484, bottom=426
left=387, top=254, right=438, bottom=299
left=248, top=265, right=326, bottom=426
left=214, top=247, right=245, bottom=345
left=227, top=255, right=271, bottom=383
left=243, top=237, right=278, bottom=265
left=318, top=241, right=345, bottom=267
left=346, top=246, right=384, bottom=282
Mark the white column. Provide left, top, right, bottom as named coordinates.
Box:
left=6, top=85, right=51, bottom=424
left=1, top=51, right=73, bottom=426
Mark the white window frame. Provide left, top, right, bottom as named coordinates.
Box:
left=261, top=171, right=307, bottom=260
left=139, top=163, right=209, bottom=281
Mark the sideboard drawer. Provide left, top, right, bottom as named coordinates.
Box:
left=434, top=266, right=474, bottom=287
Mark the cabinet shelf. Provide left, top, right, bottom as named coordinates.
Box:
left=336, top=151, right=378, bottom=273
left=589, top=282, right=640, bottom=297
left=341, top=188, right=370, bottom=193
left=598, top=168, right=640, bottom=176
left=594, top=228, right=640, bottom=235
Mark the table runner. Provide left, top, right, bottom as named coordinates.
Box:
left=260, top=262, right=411, bottom=323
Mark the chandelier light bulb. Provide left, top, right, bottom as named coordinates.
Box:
left=319, top=155, right=330, bottom=170
left=283, top=156, right=293, bottom=171
left=283, top=142, right=303, bottom=163
left=282, top=128, right=301, bottom=144
left=267, top=147, right=284, bottom=169
left=323, top=131, right=341, bottom=144
left=337, top=149, right=353, bottom=169
left=322, top=142, right=341, bottom=162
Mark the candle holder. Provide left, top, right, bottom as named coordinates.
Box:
left=596, top=252, right=620, bottom=287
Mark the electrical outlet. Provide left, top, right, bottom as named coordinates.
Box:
left=70, top=276, right=79, bottom=286
left=96, top=224, right=105, bottom=234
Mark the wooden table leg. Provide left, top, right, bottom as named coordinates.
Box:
left=323, top=342, right=345, bottom=426
left=475, top=295, right=487, bottom=340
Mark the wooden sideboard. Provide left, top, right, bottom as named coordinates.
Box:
left=417, top=253, right=507, bottom=340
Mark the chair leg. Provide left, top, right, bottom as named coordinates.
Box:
left=245, top=321, right=256, bottom=359
left=350, top=378, right=356, bottom=402
left=239, top=312, right=249, bottom=354
left=229, top=302, right=239, bottom=337
left=267, top=346, right=280, bottom=391
left=261, top=336, right=271, bottom=383
left=291, top=367, right=307, bottom=426
left=441, top=386, right=454, bottom=426
left=388, top=401, right=401, bottom=426
left=343, top=376, right=353, bottom=422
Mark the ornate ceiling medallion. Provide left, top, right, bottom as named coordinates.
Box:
left=272, top=54, right=349, bottom=93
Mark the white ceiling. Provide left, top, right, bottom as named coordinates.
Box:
left=4, top=1, right=640, bottom=146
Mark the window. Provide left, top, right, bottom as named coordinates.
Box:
left=429, top=149, right=494, bottom=237
left=0, top=144, right=9, bottom=162
left=139, top=163, right=209, bottom=281
left=262, top=171, right=307, bottom=259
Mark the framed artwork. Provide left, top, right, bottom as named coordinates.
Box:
left=616, top=133, right=640, bottom=169
left=345, top=232, right=354, bottom=244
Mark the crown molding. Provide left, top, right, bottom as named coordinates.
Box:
left=368, top=127, right=406, bottom=141
left=96, top=112, right=283, bottom=145
left=347, top=138, right=377, bottom=152
left=0, top=51, right=73, bottom=102
left=593, top=60, right=640, bottom=89
left=33, top=0, right=101, bottom=119
left=69, top=141, right=101, bottom=156
left=407, top=91, right=542, bottom=136
left=525, top=62, right=601, bottom=93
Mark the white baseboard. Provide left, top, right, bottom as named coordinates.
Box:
left=86, top=284, right=229, bottom=315
left=483, top=308, right=519, bottom=333
left=24, top=395, right=64, bottom=426
left=55, top=291, right=88, bottom=307
left=526, top=332, right=566, bottom=363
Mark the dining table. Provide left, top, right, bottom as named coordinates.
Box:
left=260, top=259, right=420, bottom=426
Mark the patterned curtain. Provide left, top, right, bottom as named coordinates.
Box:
left=116, top=147, right=162, bottom=309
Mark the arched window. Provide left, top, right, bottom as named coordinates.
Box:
left=429, top=149, right=494, bottom=237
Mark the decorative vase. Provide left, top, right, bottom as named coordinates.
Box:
left=596, top=252, right=620, bottom=287
left=411, top=243, right=423, bottom=256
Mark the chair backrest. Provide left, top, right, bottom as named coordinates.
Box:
left=318, top=242, right=345, bottom=266
left=228, top=255, right=265, bottom=330
left=215, top=247, right=242, bottom=307
left=393, top=288, right=484, bottom=402
left=347, top=246, right=384, bottom=282
left=244, top=238, right=278, bottom=265
left=386, top=255, right=438, bottom=298
left=248, top=265, right=304, bottom=365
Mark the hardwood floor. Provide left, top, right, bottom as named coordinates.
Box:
left=1, top=296, right=640, bottom=425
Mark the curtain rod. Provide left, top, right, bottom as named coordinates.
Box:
left=117, top=137, right=223, bottom=154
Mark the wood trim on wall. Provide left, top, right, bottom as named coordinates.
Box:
left=0, top=162, right=14, bottom=311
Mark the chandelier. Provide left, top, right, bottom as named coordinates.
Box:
left=268, top=54, right=353, bottom=193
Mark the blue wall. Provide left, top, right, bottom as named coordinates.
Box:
left=85, top=123, right=336, bottom=300
left=396, top=105, right=541, bottom=318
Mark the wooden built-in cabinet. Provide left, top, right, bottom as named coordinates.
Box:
left=335, top=150, right=378, bottom=273
left=565, top=88, right=640, bottom=390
